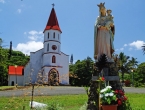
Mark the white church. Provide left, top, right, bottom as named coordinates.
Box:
left=23, top=7, right=69, bottom=85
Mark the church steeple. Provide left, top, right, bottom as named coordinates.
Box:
left=44, top=6, right=62, bottom=33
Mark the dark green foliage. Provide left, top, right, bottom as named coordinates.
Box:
left=7, top=50, right=29, bottom=66
left=0, top=38, right=29, bottom=86
left=118, top=52, right=130, bottom=83
left=69, top=57, right=94, bottom=86
left=133, top=63, right=145, bottom=87
left=142, top=44, right=145, bottom=55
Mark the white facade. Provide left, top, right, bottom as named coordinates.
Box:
left=8, top=75, right=24, bottom=86
left=23, top=29, right=69, bottom=85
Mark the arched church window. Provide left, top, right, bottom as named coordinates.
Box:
left=48, top=32, right=49, bottom=39
left=52, top=55, right=56, bottom=63
left=53, top=32, right=55, bottom=39
left=47, top=43, right=49, bottom=51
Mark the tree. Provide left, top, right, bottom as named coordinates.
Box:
left=69, top=57, right=94, bottom=86
left=118, top=52, right=130, bottom=83
left=0, top=38, right=2, bottom=48
left=129, top=57, right=138, bottom=69
left=133, top=62, right=145, bottom=87
left=0, top=38, right=30, bottom=86
left=142, top=44, right=145, bottom=55
left=0, top=38, right=8, bottom=85
left=128, top=57, right=138, bottom=86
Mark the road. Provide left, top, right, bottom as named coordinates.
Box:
left=0, top=86, right=145, bottom=97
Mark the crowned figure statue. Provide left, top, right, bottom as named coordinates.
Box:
left=94, top=2, right=115, bottom=62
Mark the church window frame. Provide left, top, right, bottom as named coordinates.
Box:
left=53, top=32, right=55, bottom=39
left=47, top=43, right=49, bottom=51
left=48, top=32, right=49, bottom=39
left=52, top=55, right=56, bottom=63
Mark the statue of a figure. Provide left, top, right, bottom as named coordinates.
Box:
left=94, top=2, right=115, bottom=61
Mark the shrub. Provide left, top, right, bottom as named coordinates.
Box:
left=124, top=80, right=131, bottom=87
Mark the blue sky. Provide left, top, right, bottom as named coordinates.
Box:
left=0, top=0, right=145, bottom=63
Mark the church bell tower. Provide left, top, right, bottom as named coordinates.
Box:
left=42, top=6, right=62, bottom=72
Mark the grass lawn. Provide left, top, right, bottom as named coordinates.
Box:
left=0, top=94, right=87, bottom=110
left=0, top=93, right=145, bottom=110
left=126, top=93, right=145, bottom=110
left=0, top=86, right=15, bottom=90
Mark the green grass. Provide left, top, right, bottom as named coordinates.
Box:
left=0, top=93, right=145, bottom=110
left=126, top=93, right=145, bottom=110
left=0, top=86, right=15, bottom=90
left=0, top=94, right=87, bottom=110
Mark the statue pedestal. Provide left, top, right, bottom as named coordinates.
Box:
left=87, top=59, right=123, bottom=110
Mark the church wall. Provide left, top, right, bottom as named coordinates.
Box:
left=8, top=75, right=24, bottom=86
left=44, top=30, right=61, bottom=42
left=44, top=30, right=61, bottom=54
left=23, top=62, right=31, bottom=85
left=29, top=49, right=43, bottom=83
left=60, top=53, right=69, bottom=84
left=43, top=41, right=60, bottom=54
left=42, top=54, right=61, bottom=67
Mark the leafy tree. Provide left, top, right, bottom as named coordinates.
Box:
left=133, top=62, right=145, bottom=87
left=0, top=38, right=2, bottom=47
left=69, top=57, right=94, bottom=86
left=118, top=52, right=130, bottom=83
left=128, top=57, right=138, bottom=85
left=0, top=38, right=8, bottom=85
left=0, top=38, right=29, bottom=86
left=129, top=57, right=138, bottom=69
left=142, top=44, right=145, bottom=55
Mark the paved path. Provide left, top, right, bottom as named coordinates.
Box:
left=0, top=86, right=145, bottom=97
left=123, top=87, right=145, bottom=93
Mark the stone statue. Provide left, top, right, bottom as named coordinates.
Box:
left=94, top=2, right=115, bottom=61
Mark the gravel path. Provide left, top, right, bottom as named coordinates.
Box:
left=0, top=86, right=145, bottom=97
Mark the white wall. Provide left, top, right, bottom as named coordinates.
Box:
left=23, top=62, right=31, bottom=85
left=8, top=75, right=24, bottom=86
left=60, top=52, right=69, bottom=84
left=42, top=54, right=61, bottom=67
left=44, top=30, right=61, bottom=43
left=29, top=49, right=43, bottom=83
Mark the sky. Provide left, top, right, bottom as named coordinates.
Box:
left=0, top=0, right=145, bottom=64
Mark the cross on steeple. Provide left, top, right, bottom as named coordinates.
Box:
left=52, top=3, right=55, bottom=8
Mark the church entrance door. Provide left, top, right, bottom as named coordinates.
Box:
left=48, top=69, right=59, bottom=86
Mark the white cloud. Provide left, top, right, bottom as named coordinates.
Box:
left=14, top=30, right=44, bottom=55
left=17, top=9, right=21, bottom=13
left=38, top=31, right=43, bottom=34
left=129, top=40, right=145, bottom=50
left=124, top=44, right=128, bottom=47
left=0, top=0, right=5, bottom=3
left=14, top=41, right=43, bottom=55
left=120, top=48, right=124, bottom=51
left=28, top=30, right=43, bottom=41
left=29, top=30, right=38, bottom=35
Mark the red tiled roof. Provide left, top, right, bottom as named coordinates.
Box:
left=44, top=8, right=62, bottom=33
left=8, top=66, right=24, bottom=75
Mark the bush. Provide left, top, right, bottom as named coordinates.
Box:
left=134, top=82, right=143, bottom=87
left=124, top=80, right=131, bottom=87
